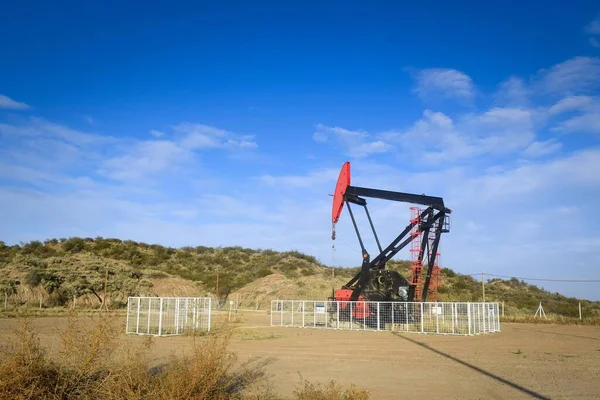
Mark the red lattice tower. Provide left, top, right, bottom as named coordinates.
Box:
left=409, top=207, right=424, bottom=301
left=427, top=223, right=442, bottom=301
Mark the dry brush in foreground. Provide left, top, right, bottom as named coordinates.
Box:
left=0, top=314, right=369, bottom=399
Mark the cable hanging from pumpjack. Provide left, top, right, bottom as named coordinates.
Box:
left=331, top=222, right=336, bottom=262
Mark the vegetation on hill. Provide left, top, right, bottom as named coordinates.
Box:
left=0, top=237, right=598, bottom=318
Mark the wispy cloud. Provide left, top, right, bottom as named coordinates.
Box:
left=494, top=76, right=531, bottom=107
left=523, top=139, right=562, bottom=157
left=99, top=140, right=190, bottom=182
left=535, top=56, right=600, bottom=95
left=382, top=107, right=535, bottom=164
left=312, top=124, right=392, bottom=158
left=175, top=123, right=258, bottom=150
left=0, top=94, right=31, bottom=110
left=411, top=68, right=475, bottom=101
left=0, top=117, right=115, bottom=147
left=549, top=96, right=600, bottom=134
left=584, top=17, right=600, bottom=35
left=258, top=168, right=340, bottom=189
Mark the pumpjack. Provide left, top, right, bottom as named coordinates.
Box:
left=327, top=161, right=451, bottom=327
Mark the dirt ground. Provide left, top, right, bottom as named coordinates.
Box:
left=1, top=311, right=599, bottom=399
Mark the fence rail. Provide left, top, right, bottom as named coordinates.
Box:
left=271, top=300, right=500, bottom=336
left=126, top=296, right=211, bottom=336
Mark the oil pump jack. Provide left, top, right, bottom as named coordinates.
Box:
left=328, top=162, right=451, bottom=325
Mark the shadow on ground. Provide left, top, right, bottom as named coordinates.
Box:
left=392, top=333, right=551, bottom=400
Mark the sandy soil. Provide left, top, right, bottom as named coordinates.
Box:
left=1, top=311, right=599, bottom=399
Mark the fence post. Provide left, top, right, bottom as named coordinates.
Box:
left=377, top=302, right=380, bottom=331
left=452, top=303, right=455, bottom=334
left=337, top=301, right=340, bottom=329
left=482, top=302, right=486, bottom=333
left=420, top=302, right=424, bottom=333
left=125, top=297, right=130, bottom=333
left=302, top=301, right=305, bottom=327
left=350, top=302, right=353, bottom=330
left=467, top=303, right=472, bottom=335
left=207, top=298, right=211, bottom=332
left=497, top=303, right=501, bottom=332
left=136, top=297, right=141, bottom=333
left=579, top=302, right=582, bottom=320
left=147, top=298, right=151, bottom=334
left=436, top=302, right=439, bottom=334
left=158, top=298, right=163, bottom=336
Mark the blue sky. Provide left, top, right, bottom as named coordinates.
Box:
left=2, top=1, right=600, bottom=300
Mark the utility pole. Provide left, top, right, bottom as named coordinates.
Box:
left=481, top=272, right=486, bottom=303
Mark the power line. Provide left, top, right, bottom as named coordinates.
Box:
left=462, top=272, right=600, bottom=283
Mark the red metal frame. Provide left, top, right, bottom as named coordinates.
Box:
left=409, top=207, right=424, bottom=301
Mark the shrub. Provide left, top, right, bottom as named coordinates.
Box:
left=0, top=315, right=369, bottom=399
left=293, top=377, right=370, bottom=400
left=62, top=238, right=86, bottom=253
left=256, top=268, right=272, bottom=278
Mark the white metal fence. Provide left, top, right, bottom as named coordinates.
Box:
left=271, top=300, right=500, bottom=336
left=126, top=297, right=211, bottom=336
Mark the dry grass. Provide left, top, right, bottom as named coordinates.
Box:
left=292, top=377, right=370, bottom=400
left=501, top=315, right=600, bottom=326
left=0, top=314, right=369, bottom=399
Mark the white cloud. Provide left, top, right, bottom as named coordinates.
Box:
left=386, top=107, right=535, bottom=164
left=259, top=168, right=340, bottom=189
left=495, top=77, right=531, bottom=107
left=535, top=56, right=600, bottom=95
left=548, top=95, right=594, bottom=114
left=174, top=123, right=258, bottom=150
left=312, top=124, right=392, bottom=158
left=97, top=123, right=259, bottom=183
left=100, top=140, right=189, bottom=182
left=584, top=18, right=600, bottom=35
left=549, top=96, right=600, bottom=134
left=150, top=129, right=165, bottom=138
left=523, top=139, right=562, bottom=157
left=0, top=94, right=31, bottom=110
left=0, top=117, right=114, bottom=147
left=452, top=149, right=600, bottom=205
left=412, top=68, right=475, bottom=101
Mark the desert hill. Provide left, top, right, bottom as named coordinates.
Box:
left=0, top=237, right=598, bottom=318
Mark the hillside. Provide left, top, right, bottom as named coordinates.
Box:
left=0, top=237, right=598, bottom=318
